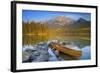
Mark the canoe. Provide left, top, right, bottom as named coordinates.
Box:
left=49, top=42, right=82, bottom=58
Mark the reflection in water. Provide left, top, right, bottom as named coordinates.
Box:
left=81, top=46, right=91, bottom=59
left=22, top=34, right=90, bottom=60
left=22, top=21, right=91, bottom=61
left=23, top=34, right=90, bottom=48
left=23, top=35, right=48, bottom=45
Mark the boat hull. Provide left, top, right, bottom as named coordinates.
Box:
left=49, top=42, right=82, bottom=58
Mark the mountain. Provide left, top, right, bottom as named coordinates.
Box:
left=43, top=16, right=90, bottom=29
left=63, top=18, right=90, bottom=29
left=44, top=16, right=75, bottom=28
left=23, top=16, right=90, bottom=30
left=77, top=18, right=88, bottom=23
left=74, top=18, right=90, bottom=28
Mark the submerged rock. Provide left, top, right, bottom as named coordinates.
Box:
left=22, top=43, right=50, bottom=62
left=22, top=51, right=31, bottom=62
left=32, top=53, right=49, bottom=62
left=48, top=48, right=59, bottom=61
left=22, top=45, right=37, bottom=52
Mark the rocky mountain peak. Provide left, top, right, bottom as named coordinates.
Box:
left=77, top=18, right=88, bottom=23
left=54, top=16, right=75, bottom=25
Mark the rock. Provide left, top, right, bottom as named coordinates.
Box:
left=33, top=54, right=49, bottom=62
left=23, top=43, right=50, bottom=62
left=22, top=45, right=39, bottom=62
left=31, top=44, right=49, bottom=62
left=48, top=48, right=59, bottom=61
left=22, top=45, right=37, bottom=52
left=25, top=49, right=36, bottom=53
left=22, top=51, right=30, bottom=62
left=32, top=51, right=40, bottom=56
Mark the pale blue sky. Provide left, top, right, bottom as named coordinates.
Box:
left=22, top=10, right=91, bottom=22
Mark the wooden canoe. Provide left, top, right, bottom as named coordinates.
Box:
left=49, top=42, right=82, bottom=58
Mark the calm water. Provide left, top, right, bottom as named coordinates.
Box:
left=22, top=35, right=91, bottom=60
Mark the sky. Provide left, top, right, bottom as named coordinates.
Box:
left=22, top=10, right=91, bottom=22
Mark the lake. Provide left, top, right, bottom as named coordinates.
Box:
left=22, top=34, right=91, bottom=60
